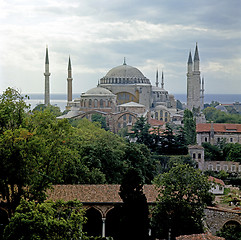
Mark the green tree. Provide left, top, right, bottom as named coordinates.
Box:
left=3, top=199, right=87, bottom=240
left=91, top=113, right=109, bottom=130
left=119, top=168, right=150, bottom=240
left=32, top=104, right=62, bottom=117
left=130, top=116, right=153, bottom=148
left=223, top=143, right=241, bottom=163
left=152, top=164, right=212, bottom=240
left=183, top=109, right=196, bottom=145
left=216, top=224, right=241, bottom=240
left=0, top=88, right=29, bottom=133
left=202, top=142, right=223, bottom=161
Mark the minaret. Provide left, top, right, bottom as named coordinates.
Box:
left=161, top=71, right=164, bottom=89
left=187, top=50, right=193, bottom=110
left=187, top=43, right=201, bottom=111
left=67, top=56, right=73, bottom=102
left=155, top=69, right=159, bottom=87
left=200, top=76, right=204, bottom=109
left=44, top=46, right=50, bottom=105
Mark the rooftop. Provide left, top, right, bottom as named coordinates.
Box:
left=47, top=184, right=159, bottom=203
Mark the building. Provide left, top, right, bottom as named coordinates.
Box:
left=208, top=176, right=225, bottom=195
left=46, top=44, right=205, bottom=131
left=58, top=55, right=181, bottom=132
left=196, top=122, right=241, bottom=145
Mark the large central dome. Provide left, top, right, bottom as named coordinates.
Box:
left=105, top=64, right=145, bottom=79
left=100, top=62, right=150, bottom=85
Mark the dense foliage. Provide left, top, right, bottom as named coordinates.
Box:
left=152, top=164, right=212, bottom=240
left=203, top=107, right=241, bottom=123
left=119, top=169, right=150, bottom=240
left=216, top=224, right=241, bottom=240
left=3, top=199, right=87, bottom=240
left=0, top=88, right=155, bottom=218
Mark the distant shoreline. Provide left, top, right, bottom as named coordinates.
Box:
left=25, top=93, right=241, bottom=111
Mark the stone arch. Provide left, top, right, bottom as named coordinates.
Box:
left=222, top=219, right=241, bottom=228
left=106, top=205, right=122, bottom=239
left=83, top=207, right=102, bottom=237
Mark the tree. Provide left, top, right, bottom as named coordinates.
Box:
left=32, top=104, right=62, bottom=117
left=216, top=224, right=241, bottom=240
left=202, top=142, right=223, bottom=161
left=130, top=116, right=153, bottom=148
left=0, top=87, right=29, bottom=133
left=183, top=109, right=196, bottom=145
left=3, top=199, right=87, bottom=240
left=91, top=113, right=109, bottom=130
left=119, top=168, right=150, bottom=240
left=223, top=143, right=241, bottom=163
left=152, top=164, right=212, bottom=240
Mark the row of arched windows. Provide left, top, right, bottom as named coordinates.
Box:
left=81, top=99, right=112, bottom=108
left=100, top=77, right=150, bottom=84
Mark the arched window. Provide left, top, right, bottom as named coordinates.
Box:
left=94, top=99, right=98, bottom=108
left=155, top=112, right=158, bottom=120
left=89, top=99, right=92, bottom=108
left=129, top=115, right=132, bottom=123
left=160, top=110, right=163, bottom=117
left=100, top=99, right=103, bottom=108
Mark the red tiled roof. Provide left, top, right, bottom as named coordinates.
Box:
left=208, top=176, right=225, bottom=186
left=176, top=233, right=225, bottom=240
left=148, top=119, right=165, bottom=127
left=47, top=184, right=159, bottom=203
left=197, top=123, right=241, bottom=133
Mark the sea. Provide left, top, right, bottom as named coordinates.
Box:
left=25, top=93, right=241, bottom=112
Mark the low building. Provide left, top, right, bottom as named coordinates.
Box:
left=208, top=176, right=225, bottom=195
left=196, top=122, right=241, bottom=145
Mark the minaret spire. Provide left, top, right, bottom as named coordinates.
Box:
left=155, top=68, right=159, bottom=87
left=67, top=56, right=73, bottom=102
left=194, top=42, right=200, bottom=71
left=194, top=42, right=200, bottom=61
left=44, top=46, right=50, bottom=105
left=161, top=71, right=164, bottom=89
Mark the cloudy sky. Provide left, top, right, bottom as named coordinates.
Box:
left=0, top=0, right=240, bottom=96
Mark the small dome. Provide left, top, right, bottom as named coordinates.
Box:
left=155, top=105, right=168, bottom=110
left=152, top=86, right=168, bottom=92
left=84, top=87, right=114, bottom=96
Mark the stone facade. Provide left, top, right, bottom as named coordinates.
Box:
left=205, top=207, right=241, bottom=235
left=61, top=58, right=181, bottom=132
left=196, top=122, right=241, bottom=145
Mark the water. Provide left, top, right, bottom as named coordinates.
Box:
left=25, top=93, right=241, bottom=112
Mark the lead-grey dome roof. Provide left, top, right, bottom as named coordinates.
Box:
left=105, top=64, right=145, bottom=79
left=100, top=63, right=150, bottom=85
left=84, top=87, right=115, bottom=96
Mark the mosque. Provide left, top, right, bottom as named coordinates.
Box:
left=44, top=44, right=204, bottom=133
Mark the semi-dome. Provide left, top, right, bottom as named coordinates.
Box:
left=100, top=62, right=151, bottom=85
left=84, top=87, right=114, bottom=96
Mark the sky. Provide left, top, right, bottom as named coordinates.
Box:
left=0, top=0, right=240, bottom=96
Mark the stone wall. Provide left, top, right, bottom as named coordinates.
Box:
left=204, top=207, right=241, bottom=234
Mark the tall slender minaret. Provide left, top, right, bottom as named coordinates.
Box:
left=161, top=71, right=164, bottom=89
left=187, top=43, right=201, bottom=111
left=44, top=46, right=50, bottom=105
left=67, top=56, right=73, bottom=102
left=155, top=69, right=159, bottom=87
left=200, top=76, right=204, bottom=109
